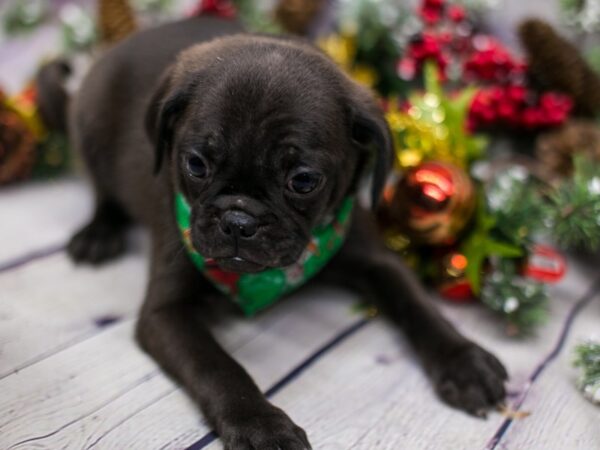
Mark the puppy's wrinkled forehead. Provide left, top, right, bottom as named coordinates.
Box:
left=179, top=41, right=347, bottom=166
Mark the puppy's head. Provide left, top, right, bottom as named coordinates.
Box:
left=146, top=35, right=392, bottom=273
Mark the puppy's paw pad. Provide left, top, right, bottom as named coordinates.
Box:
left=222, top=407, right=311, bottom=450
left=434, top=345, right=508, bottom=417
left=68, top=221, right=126, bottom=265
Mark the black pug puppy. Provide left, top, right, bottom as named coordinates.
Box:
left=57, top=16, right=506, bottom=450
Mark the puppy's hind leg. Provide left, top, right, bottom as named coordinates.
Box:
left=68, top=198, right=130, bottom=265
left=67, top=103, right=131, bottom=265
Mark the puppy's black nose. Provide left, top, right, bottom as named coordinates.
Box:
left=220, top=210, right=258, bottom=238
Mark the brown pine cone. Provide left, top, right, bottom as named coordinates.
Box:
left=98, top=0, right=137, bottom=46
left=518, top=19, right=600, bottom=116
left=536, top=119, right=600, bottom=178
left=274, top=0, right=325, bottom=35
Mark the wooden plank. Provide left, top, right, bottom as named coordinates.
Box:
left=0, top=280, right=359, bottom=449
left=0, top=251, right=146, bottom=377
left=0, top=178, right=91, bottom=263
left=195, top=320, right=503, bottom=450
left=72, top=290, right=361, bottom=450
left=496, top=284, right=600, bottom=450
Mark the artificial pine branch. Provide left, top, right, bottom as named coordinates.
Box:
left=574, top=340, right=600, bottom=405
left=480, top=258, right=549, bottom=337
left=486, top=167, right=547, bottom=247
left=546, top=156, right=600, bottom=251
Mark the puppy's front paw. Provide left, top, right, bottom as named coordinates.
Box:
left=221, top=405, right=311, bottom=450
left=433, top=344, right=508, bottom=418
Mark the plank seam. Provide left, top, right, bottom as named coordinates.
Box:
left=84, top=387, right=177, bottom=450
left=185, top=316, right=371, bottom=450
left=4, top=370, right=161, bottom=449
left=0, top=317, right=133, bottom=381
left=0, top=243, right=66, bottom=274
left=485, top=276, right=600, bottom=450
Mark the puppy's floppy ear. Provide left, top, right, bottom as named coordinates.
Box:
left=346, top=85, right=394, bottom=209
left=145, top=67, right=192, bottom=174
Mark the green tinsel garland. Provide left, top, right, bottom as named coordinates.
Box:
left=574, top=340, right=600, bottom=405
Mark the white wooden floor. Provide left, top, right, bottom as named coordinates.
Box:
left=0, top=178, right=599, bottom=450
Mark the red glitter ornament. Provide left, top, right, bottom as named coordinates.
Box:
left=384, top=161, right=476, bottom=245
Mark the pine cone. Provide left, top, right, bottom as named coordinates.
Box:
left=536, top=119, right=600, bottom=178
left=518, top=19, right=600, bottom=116
left=98, top=0, right=137, bottom=46
left=0, top=93, right=37, bottom=185
left=274, top=0, right=325, bottom=35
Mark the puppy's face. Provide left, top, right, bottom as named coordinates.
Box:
left=147, top=36, right=392, bottom=273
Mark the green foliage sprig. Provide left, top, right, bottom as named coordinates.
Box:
left=546, top=156, right=600, bottom=252
left=574, top=340, right=600, bottom=405
left=480, top=258, right=549, bottom=336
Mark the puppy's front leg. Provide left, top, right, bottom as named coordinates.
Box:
left=325, top=210, right=507, bottom=417
left=136, top=238, right=310, bottom=450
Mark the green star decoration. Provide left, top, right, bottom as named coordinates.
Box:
left=460, top=196, right=523, bottom=294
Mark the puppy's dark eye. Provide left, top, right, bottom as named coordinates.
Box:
left=287, top=170, right=322, bottom=194
left=187, top=154, right=208, bottom=178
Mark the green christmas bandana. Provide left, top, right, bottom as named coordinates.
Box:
left=175, top=193, right=354, bottom=316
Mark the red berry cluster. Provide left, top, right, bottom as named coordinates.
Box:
left=400, top=32, right=449, bottom=80
left=401, top=0, right=574, bottom=131
left=468, top=86, right=573, bottom=131
left=190, top=0, right=236, bottom=18
left=463, top=37, right=526, bottom=82
left=419, top=0, right=466, bottom=25
left=400, top=0, right=468, bottom=80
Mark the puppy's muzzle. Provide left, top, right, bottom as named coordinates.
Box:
left=220, top=210, right=259, bottom=238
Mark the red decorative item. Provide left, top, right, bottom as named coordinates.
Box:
left=438, top=252, right=476, bottom=302
left=387, top=161, right=476, bottom=245
left=468, top=85, right=573, bottom=131
left=463, top=37, right=525, bottom=82
left=439, top=280, right=474, bottom=301
left=400, top=0, right=576, bottom=133
left=447, top=5, right=466, bottom=23
left=406, top=32, right=450, bottom=78
left=419, top=0, right=445, bottom=25
left=522, top=244, right=567, bottom=283
left=205, top=259, right=241, bottom=293
left=190, top=0, right=237, bottom=18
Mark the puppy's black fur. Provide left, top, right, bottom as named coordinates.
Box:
left=59, top=17, right=506, bottom=450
